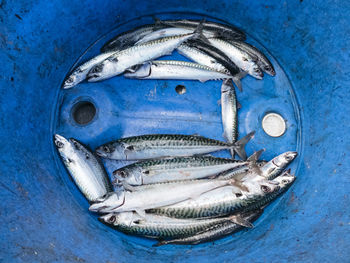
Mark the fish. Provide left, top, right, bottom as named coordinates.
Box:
left=112, top=156, right=250, bottom=186
left=158, top=19, right=246, bottom=41
left=230, top=41, right=275, bottom=76
left=221, top=79, right=238, bottom=158
left=88, top=25, right=205, bottom=82
left=176, top=44, right=229, bottom=73
left=154, top=209, right=263, bottom=246
left=62, top=50, right=118, bottom=89
left=259, top=151, right=298, bottom=180
left=99, top=211, right=250, bottom=239
left=134, top=27, right=214, bottom=45
left=149, top=171, right=295, bottom=218
left=124, top=60, right=234, bottom=82
left=208, top=38, right=263, bottom=79
left=95, top=132, right=254, bottom=161
left=89, top=178, right=240, bottom=215
left=100, top=24, right=165, bottom=53
left=54, top=135, right=112, bottom=202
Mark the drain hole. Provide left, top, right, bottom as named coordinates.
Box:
left=72, top=101, right=96, bottom=125
left=175, top=85, right=186, bottom=94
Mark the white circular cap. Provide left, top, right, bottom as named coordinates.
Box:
left=262, top=113, right=286, bottom=137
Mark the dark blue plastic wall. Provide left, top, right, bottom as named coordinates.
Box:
left=1, top=0, right=349, bottom=262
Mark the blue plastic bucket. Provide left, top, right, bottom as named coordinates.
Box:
left=1, top=1, right=349, bottom=262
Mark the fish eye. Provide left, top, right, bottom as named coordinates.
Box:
left=73, top=141, right=79, bottom=149
left=118, top=171, right=127, bottom=178
left=264, top=66, right=271, bottom=71
left=103, top=146, right=111, bottom=153
left=143, top=170, right=150, bottom=175
left=91, top=64, right=103, bottom=73
left=285, top=155, right=293, bottom=161
left=282, top=179, right=289, bottom=184
left=108, top=215, right=116, bottom=223
left=261, top=185, right=271, bottom=193
left=254, top=68, right=261, bottom=73
left=85, top=153, right=90, bottom=159
left=66, top=76, right=74, bottom=83
left=55, top=141, right=64, bottom=148
left=235, top=193, right=242, bottom=197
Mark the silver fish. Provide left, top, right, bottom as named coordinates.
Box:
left=112, top=156, right=249, bottom=186
left=154, top=210, right=263, bottom=246
left=54, top=135, right=112, bottom=202
left=62, top=51, right=118, bottom=89
left=100, top=24, right=162, bottom=52
left=177, top=44, right=229, bottom=73
left=149, top=172, right=295, bottom=218
left=99, top=212, right=244, bottom=238
left=95, top=132, right=254, bottom=161
left=230, top=41, right=275, bottom=76
left=124, top=60, right=233, bottom=82
left=221, top=79, right=238, bottom=157
left=259, top=151, right=298, bottom=180
left=88, top=32, right=200, bottom=82
left=89, top=178, right=238, bottom=215
left=208, top=38, right=263, bottom=79
left=159, top=19, right=246, bottom=41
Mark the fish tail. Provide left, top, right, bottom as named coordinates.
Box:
left=231, top=131, right=255, bottom=160
left=192, top=19, right=210, bottom=44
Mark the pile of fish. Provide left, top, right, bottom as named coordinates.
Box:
left=62, top=18, right=275, bottom=90
left=56, top=18, right=297, bottom=246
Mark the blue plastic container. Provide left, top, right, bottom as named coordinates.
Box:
left=1, top=1, right=349, bottom=262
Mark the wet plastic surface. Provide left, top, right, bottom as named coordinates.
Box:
left=1, top=1, right=350, bottom=262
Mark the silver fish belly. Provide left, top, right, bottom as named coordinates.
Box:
left=54, top=135, right=112, bottom=202
left=88, top=33, right=196, bottom=82
left=124, top=60, right=233, bottom=82
left=221, top=79, right=238, bottom=157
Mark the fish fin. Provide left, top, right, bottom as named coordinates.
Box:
left=153, top=240, right=168, bottom=247
left=229, top=215, right=254, bottom=228
left=228, top=179, right=249, bottom=192
left=192, top=19, right=210, bottom=44
left=229, top=149, right=235, bottom=159
left=247, top=149, right=265, bottom=175
left=232, top=77, right=243, bottom=92
left=231, top=131, right=255, bottom=160
left=122, top=182, right=138, bottom=191
left=247, top=149, right=265, bottom=162
left=134, top=209, right=146, bottom=218
left=192, top=133, right=200, bottom=136
left=237, top=101, right=242, bottom=109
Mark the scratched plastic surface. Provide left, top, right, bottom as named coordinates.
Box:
left=1, top=1, right=349, bottom=262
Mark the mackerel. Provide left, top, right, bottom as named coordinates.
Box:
left=54, top=135, right=112, bottom=202
left=221, top=79, right=238, bottom=157
left=99, top=212, right=243, bottom=239
left=159, top=19, right=246, bottom=41
left=88, top=30, right=202, bottom=82
left=208, top=38, right=263, bottom=79
left=124, top=60, right=233, bottom=82
left=89, top=178, right=238, bottom=215
left=154, top=210, right=263, bottom=246
left=112, top=156, right=249, bottom=186
left=95, top=132, right=254, bottom=161
left=149, top=172, right=295, bottom=218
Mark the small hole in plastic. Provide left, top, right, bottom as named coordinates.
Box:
left=175, top=85, right=186, bottom=95
left=72, top=101, right=96, bottom=125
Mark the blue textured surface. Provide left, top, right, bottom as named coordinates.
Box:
left=1, top=1, right=349, bottom=262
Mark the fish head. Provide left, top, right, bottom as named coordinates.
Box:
left=113, top=166, right=143, bottom=186
left=250, top=63, right=264, bottom=79
left=62, top=68, right=85, bottom=89
left=124, top=62, right=152, bottom=78
left=274, top=151, right=298, bottom=168
left=54, top=134, right=76, bottom=164
left=87, top=55, right=122, bottom=82
left=89, top=191, right=125, bottom=213
left=273, top=170, right=296, bottom=190
left=99, top=212, right=135, bottom=226
left=262, top=64, right=276, bottom=76
left=95, top=143, right=117, bottom=159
